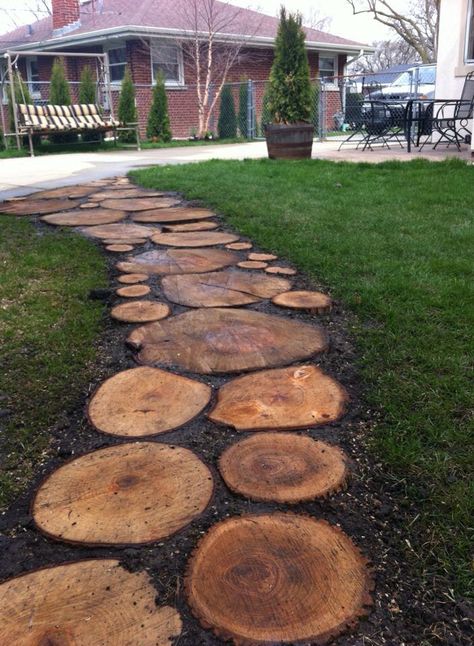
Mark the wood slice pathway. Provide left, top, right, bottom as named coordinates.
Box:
left=0, top=178, right=374, bottom=645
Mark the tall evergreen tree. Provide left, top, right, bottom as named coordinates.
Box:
left=79, top=65, right=101, bottom=142
left=238, top=79, right=248, bottom=138
left=217, top=84, right=237, bottom=139
left=267, top=8, right=312, bottom=124
left=259, top=84, right=272, bottom=136
left=146, top=72, right=172, bottom=142
left=118, top=67, right=137, bottom=143
left=49, top=57, right=76, bottom=143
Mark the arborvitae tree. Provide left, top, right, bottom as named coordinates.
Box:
left=267, top=8, right=312, bottom=124
left=79, top=65, right=101, bottom=142
left=238, top=79, right=248, bottom=138
left=146, top=72, right=172, bottom=142
left=118, top=67, right=137, bottom=143
left=217, top=84, right=237, bottom=139
left=259, top=85, right=272, bottom=136
left=49, top=57, right=76, bottom=143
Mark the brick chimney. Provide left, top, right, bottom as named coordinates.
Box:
left=52, top=0, right=81, bottom=35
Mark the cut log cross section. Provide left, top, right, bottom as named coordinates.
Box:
left=117, top=248, right=239, bottom=275
left=132, top=207, right=216, bottom=223
left=151, top=231, right=239, bottom=247
left=41, top=209, right=127, bottom=227
left=0, top=198, right=81, bottom=215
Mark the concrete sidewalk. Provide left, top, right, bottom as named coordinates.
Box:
left=0, top=139, right=470, bottom=199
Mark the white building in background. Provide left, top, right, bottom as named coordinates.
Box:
left=436, top=0, right=474, bottom=98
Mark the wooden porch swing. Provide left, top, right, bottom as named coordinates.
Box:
left=1, top=49, right=140, bottom=157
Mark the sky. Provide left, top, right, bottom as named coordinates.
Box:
left=0, top=0, right=392, bottom=43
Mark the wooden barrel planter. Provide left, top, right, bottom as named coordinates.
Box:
left=265, top=123, right=314, bottom=159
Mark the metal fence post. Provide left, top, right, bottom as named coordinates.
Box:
left=247, top=79, right=255, bottom=139
left=318, top=80, right=327, bottom=141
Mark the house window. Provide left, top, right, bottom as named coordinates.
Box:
left=107, top=46, right=127, bottom=83
left=319, top=55, right=337, bottom=83
left=466, top=0, right=474, bottom=62
left=26, top=57, right=41, bottom=97
left=151, top=40, right=183, bottom=85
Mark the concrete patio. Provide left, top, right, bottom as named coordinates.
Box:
left=1, top=139, right=471, bottom=200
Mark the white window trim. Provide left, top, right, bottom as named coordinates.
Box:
left=150, top=38, right=184, bottom=87
left=318, top=54, right=339, bottom=90
left=465, top=0, right=474, bottom=63
left=104, top=41, right=127, bottom=89
left=26, top=56, right=41, bottom=99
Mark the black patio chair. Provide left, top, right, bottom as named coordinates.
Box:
left=339, top=100, right=406, bottom=151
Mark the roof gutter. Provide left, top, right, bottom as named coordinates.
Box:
left=2, top=25, right=373, bottom=55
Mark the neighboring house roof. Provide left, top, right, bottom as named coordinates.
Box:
left=0, top=0, right=369, bottom=54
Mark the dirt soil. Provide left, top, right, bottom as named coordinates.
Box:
left=0, top=185, right=472, bottom=646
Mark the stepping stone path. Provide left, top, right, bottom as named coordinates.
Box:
left=0, top=176, right=373, bottom=644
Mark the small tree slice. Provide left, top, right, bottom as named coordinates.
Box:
left=80, top=202, right=100, bottom=209
left=116, top=284, right=151, bottom=297
left=106, top=244, right=135, bottom=252
left=219, top=433, right=349, bottom=502
left=0, top=198, right=80, bottom=215
left=151, top=231, right=239, bottom=247
left=117, top=273, right=149, bottom=284
left=88, top=366, right=210, bottom=436
left=162, top=270, right=291, bottom=307
left=226, top=241, right=252, bottom=250
left=111, top=301, right=170, bottom=322
left=0, top=559, right=182, bottom=646
left=33, top=442, right=214, bottom=545
left=41, top=209, right=127, bottom=226
left=30, top=185, right=96, bottom=199
left=101, top=197, right=180, bottom=211
left=272, top=290, right=333, bottom=313
left=89, top=189, right=165, bottom=201
left=265, top=266, right=297, bottom=275
left=163, top=221, right=218, bottom=232
left=132, top=207, right=216, bottom=223
left=127, top=308, right=328, bottom=374
left=248, top=252, right=278, bottom=261
left=209, top=365, right=348, bottom=430
left=80, top=223, right=156, bottom=239
left=185, top=513, right=373, bottom=645
left=238, top=260, right=268, bottom=269
left=117, top=248, right=239, bottom=275
left=103, top=237, right=146, bottom=244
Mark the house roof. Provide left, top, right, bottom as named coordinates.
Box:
left=0, top=0, right=369, bottom=54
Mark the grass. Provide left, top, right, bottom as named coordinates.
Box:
left=131, top=158, right=474, bottom=597
left=0, top=137, right=246, bottom=159
left=0, top=217, right=107, bottom=508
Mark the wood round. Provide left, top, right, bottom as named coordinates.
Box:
left=103, top=237, right=146, bottom=245
left=117, top=248, right=239, bottom=275
left=117, top=273, right=149, bottom=284
left=219, top=433, right=349, bottom=503
left=151, top=231, right=239, bottom=247
left=41, top=209, right=127, bottom=226
left=162, top=270, right=291, bottom=308
left=30, top=185, right=96, bottom=199
left=163, top=221, right=218, bottom=232
left=272, top=290, right=333, bottom=314
left=0, top=198, right=80, bottom=216
left=106, top=244, right=135, bottom=252
left=101, top=197, right=180, bottom=211
left=88, top=367, right=211, bottom=437
left=248, top=252, right=278, bottom=261
left=265, top=266, right=297, bottom=275
left=80, top=223, right=156, bottom=239
left=89, top=189, right=165, bottom=201
left=186, top=513, right=372, bottom=645
left=116, top=284, right=151, bottom=297
left=238, top=260, right=268, bottom=269
left=208, top=365, right=348, bottom=430
left=132, top=207, right=216, bottom=223
left=0, top=559, right=182, bottom=645
left=33, top=442, right=214, bottom=545
left=226, top=242, right=252, bottom=250
left=127, top=308, right=328, bottom=374
left=111, top=300, right=170, bottom=323
left=80, top=202, right=100, bottom=209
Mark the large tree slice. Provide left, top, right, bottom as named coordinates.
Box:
left=111, top=300, right=170, bottom=322
left=219, top=433, right=349, bottom=503
left=127, top=308, right=328, bottom=374
left=186, top=513, right=373, bottom=645
left=0, top=559, right=182, bottom=646
left=208, top=365, right=348, bottom=430
left=80, top=222, right=156, bottom=239
left=132, top=207, right=216, bottom=223
left=0, top=198, right=80, bottom=215
left=88, top=366, right=210, bottom=436
left=33, top=442, right=213, bottom=545
left=272, top=290, right=333, bottom=314
left=88, top=189, right=165, bottom=201
left=116, top=284, right=151, bottom=297
left=101, top=197, right=181, bottom=211
left=163, top=221, right=218, bottom=232
left=41, top=209, right=127, bottom=226
left=30, top=185, right=96, bottom=199
left=151, top=231, right=239, bottom=247
left=117, top=248, right=239, bottom=275
left=162, top=269, right=291, bottom=307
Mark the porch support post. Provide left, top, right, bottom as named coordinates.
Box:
left=6, top=54, right=21, bottom=150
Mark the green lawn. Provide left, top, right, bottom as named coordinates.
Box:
left=131, top=158, right=474, bottom=596
left=0, top=217, right=107, bottom=507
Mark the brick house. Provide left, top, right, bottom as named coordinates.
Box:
left=1, top=0, right=368, bottom=138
